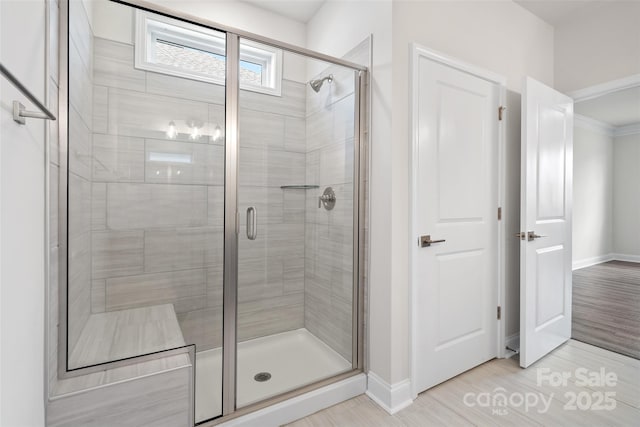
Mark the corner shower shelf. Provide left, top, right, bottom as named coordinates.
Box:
left=280, top=185, right=320, bottom=190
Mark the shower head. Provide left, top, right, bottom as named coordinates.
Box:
left=309, top=74, right=334, bottom=93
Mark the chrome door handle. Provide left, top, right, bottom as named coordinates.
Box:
left=420, top=235, right=446, bottom=247
left=527, top=231, right=547, bottom=241
left=247, top=207, right=257, bottom=240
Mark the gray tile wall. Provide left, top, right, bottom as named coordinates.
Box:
left=303, top=40, right=370, bottom=361
left=91, top=36, right=307, bottom=352
left=67, top=0, right=93, bottom=355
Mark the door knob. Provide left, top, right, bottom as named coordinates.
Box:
left=420, top=235, right=446, bottom=247
left=527, top=231, right=547, bottom=241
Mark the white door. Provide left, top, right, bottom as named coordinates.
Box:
left=412, top=51, right=501, bottom=393
left=520, top=77, right=573, bottom=368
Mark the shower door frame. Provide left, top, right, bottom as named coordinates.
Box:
left=57, top=0, right=368, bottom=422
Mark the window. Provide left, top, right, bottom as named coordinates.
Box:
left=135, top=11, right=283, bottom=96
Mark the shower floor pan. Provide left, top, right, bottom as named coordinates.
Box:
left=195, top=328, right=351, bottom=422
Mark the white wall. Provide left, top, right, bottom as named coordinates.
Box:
left=613, top=133, right=640, bottom=259
left=0, top=0, right=48, bottom=425
left=554, top=1, right=640, bottom=93
left=307, top=0, right=395, bottom=389
left=572, top=124, right=614, bottom=267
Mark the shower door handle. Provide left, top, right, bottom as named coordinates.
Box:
left=247, top=207, right=257, bottom=240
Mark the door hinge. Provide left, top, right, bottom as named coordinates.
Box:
left=498, top=106, right=506, bottom=121
left=497, top=207, right=502, bottom=220
left=497, top=306, right=502, bottom=320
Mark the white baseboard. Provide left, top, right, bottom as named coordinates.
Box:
left=365, top=371, right=413, bottom=415
left=612, top=253, right=640, bottom=263
left=219, top=374, right=366, bottom=427
left=572, top=254, right=614, bottom=270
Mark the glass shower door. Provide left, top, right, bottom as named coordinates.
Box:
left=235, top=38, right=359, bottom=407
left=65, top=1, right=225, bottom=423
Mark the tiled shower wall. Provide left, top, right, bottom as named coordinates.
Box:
left=67, top=0, right=93, bottom=353
left=89, top=32, right=307, bottom=351
left=303, top=40, right=370, bottom=361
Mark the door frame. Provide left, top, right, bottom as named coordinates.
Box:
left=408, top=44, right=507, bottom=399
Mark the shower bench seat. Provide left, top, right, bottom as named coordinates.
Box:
left=68, top=303, right=186, bottom=369
left=49, top=303, right=194, bottom=425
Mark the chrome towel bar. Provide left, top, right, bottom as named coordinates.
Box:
left=0, top=62, right=56, bottom=124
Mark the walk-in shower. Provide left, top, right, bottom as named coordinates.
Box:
left=59, top=0, right=366, bottom=423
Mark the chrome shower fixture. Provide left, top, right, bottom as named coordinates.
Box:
left=309, top=74, right=334, bottom=93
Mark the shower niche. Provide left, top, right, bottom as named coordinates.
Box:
left=58, top=0, right=367, bottom=424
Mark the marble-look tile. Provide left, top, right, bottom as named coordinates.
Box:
left=145, top=139, right=224, bottom=185
left=69, top=39, right=93, bottom=133
left=146, top=70, right=225, bottom=105
left=206, top=264, right=223, bottom=308
left=143, top=227, right=215, bottom=273
left=306, top=105, right=333, bottom=152
left=237, top=255, right=285, bottom=303
left=92, top=230, right=144, bottom=279
left=238, top=186, right=284, bottom=225
left=94, top=37, right=146, bottom=91
left=93, top=85, right=108, bottom=134
left=239, top=147, right=305, bottom=188
left=238, top=293, right=304, bottom=342
left=68, top=173, right=91, bottom=239
left=91, top=182, right=106, bottom=231
left=283, top=254, right=305, bottom=294
left=107, top=88, right=210, bottom=142
left=91, top=279, right=106, bottom=313
left=240, top=80, right=305, bottom=118
left=69, top=0, right=93, bottom=74
left=106, top=183, right=207, bottom=230
left=239, top=109, right=285, bottom=150
left=106, top=269, right=206, bottom=313
left=178, top=306, right=223, bottom=350
left=283, top=189, right=305, bottom=224
left=92, top=134, right=145, bottom=182
left=207, top=186, right=224, bottom=227
left=305, top=182, right=354, bottom=227
left=47, top=365, right=192, bottom=427
left=333, top=94, right=356, bottom=144
left=284, top=116, right=306, bottom=153
left=305, top=222, right=353, bottom=275
left=68, top=231, right=91, bottom=352
left=68, top=106, right=92, bottom=180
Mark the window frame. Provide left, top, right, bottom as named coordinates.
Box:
left=134, top=10, right=283, bottom=96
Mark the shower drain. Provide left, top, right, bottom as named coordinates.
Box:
left=254, top=372, right=272, bottom=382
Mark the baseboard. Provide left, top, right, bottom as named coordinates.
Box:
left=612, top=253, right=640, bottom=263
left=219, top=373, right=366, bottom=427
left=365, top=371, right=413, bottom=415
left=572, top=254, right=614, bottom=270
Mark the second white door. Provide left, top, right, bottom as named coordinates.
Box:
left=412, top=49, right=501, bottom=393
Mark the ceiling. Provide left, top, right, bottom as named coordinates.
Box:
left=241, top=0, right=326, bottom=23
left=575, top=86, right=640, bottom=127
left=513, top=0, right=602, bottom=25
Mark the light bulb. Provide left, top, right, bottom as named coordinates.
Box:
left=166, top=121, right=177, bottom=139
left=189, top=125, right=200, bottom=141
left=213, top=124, right=222, bottom=142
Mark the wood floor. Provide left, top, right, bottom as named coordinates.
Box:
left=286, top=340, right=640, bottom=426
left=572, top=260, right=640, bottom=359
